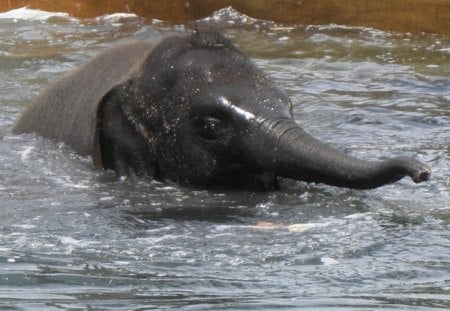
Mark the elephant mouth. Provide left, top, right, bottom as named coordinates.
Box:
left=208, top=162, right=279, bottom=191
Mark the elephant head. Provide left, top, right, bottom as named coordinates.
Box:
left=100, top=31, right=430, bottom=190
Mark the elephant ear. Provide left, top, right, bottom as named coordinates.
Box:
left=14, top=41, right=157, bottom=164
left=93, top=80, right=140, bottom=169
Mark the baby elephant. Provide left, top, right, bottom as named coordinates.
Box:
left=14, top=31, right=430, bottom=190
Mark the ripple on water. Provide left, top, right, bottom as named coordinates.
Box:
left=0, top=7, right=449, bottom=310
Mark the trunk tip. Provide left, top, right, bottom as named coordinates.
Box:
left=412, top=167, right=431, bottom=183
left=397, top=156, right=431, bottom=183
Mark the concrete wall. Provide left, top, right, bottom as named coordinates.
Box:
left=1, top=0, right=449, bottom=34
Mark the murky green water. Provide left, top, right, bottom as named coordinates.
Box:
left=0, top=7, right=449, bottom=310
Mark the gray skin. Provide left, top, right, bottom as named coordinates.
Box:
left=14, top=31, right=431, bottom=190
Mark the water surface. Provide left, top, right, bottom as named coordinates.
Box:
left=0, top=7, right=449, bottom=310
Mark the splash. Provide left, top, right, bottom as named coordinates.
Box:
left=0, top=7, right=73, bottom=21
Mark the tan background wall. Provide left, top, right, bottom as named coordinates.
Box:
left=1, top=0, right=449, bottom=34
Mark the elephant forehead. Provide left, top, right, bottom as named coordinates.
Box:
left=176, top=49, right=291, bottom=118
left=177, top=49, right=256, bottom=82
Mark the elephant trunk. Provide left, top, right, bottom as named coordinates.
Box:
left=246, top=119, right=430, bottom=189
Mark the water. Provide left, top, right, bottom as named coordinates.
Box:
left=0, top=7, right=449, bottom=310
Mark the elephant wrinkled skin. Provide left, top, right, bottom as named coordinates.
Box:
left=14, top=31, right=431, bottom=190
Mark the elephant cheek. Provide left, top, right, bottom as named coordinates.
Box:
left=172, top=146, right=219, bottom=186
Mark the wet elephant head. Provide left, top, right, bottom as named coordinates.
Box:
left=14, top=31, right=431, bottom=190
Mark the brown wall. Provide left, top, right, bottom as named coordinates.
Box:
left=1, top=0, right=449, bottom=34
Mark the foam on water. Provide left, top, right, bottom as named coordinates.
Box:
left=96, top=12, right=139, bottom=22
left=0, top=7, right=139, bottom=25
left=19, top=146, right=34, bottom=162
left=0, top=7, right=73, bottom=21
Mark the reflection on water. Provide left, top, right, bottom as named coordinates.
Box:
left=0, top=7, right=449, bottom=310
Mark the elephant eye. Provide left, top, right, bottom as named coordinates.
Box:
left=196, top=116, right=226, bottom=141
